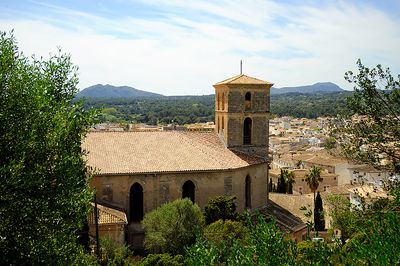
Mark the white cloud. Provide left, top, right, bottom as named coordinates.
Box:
left=1, top=1, right=400, bottom=95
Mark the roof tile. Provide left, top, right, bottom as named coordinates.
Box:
left=82, top=131, right=263, bottom=174
left=214, top=74, right=273, bottom=85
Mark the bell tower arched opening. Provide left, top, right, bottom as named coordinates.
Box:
left=245, top=92, right=251, bottom=110
left=243, top=117, right=252, bottom=145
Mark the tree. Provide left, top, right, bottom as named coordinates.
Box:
left=185, top=213, right=296, bottom=265
left=305, top=166, right=323, bottom=203
left=314, top=192, right=325, bottom=231
left=140, top=254, right=184, bottom=266
left=277, top=169, right=287, bottom=193
left=203, top=219, right=248, bottom=247
left=99, top=235, right=134, bottom=265
left=305, top=165, right=323, bottom=228
left=331, top=59, right=400, bottom=173
left=285, top=170, right=296, bottom=194
left=269, top=178, right=273, bottom=192
left=142, top=198, right=204, bottom=255
left=325, top=194, right=361, bottom=243
left=0, top=32, right=95, bottom=264
left=204, top=195, right=237, bottom=224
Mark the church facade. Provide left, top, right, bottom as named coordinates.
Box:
left=83, top=73, right=273, bottom=243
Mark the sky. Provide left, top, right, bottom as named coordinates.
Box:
left=1, top=0, right=400, bottom=95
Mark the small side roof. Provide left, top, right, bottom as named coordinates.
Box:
left=214, top=74, right=273, bottom=86
left=88, top=203, right=127, bottom=225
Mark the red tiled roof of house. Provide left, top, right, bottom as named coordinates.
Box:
left=82, top=131, right=265, bottom=175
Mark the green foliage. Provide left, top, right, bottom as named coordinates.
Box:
left=84, top=96, right=214, bottom=125
left=326, top=194, right=362, bottom=243
left=139, top=253, right=184, bottom=266
left=186, top=213, right=296, bottom=265
left=271, top=92, right=350, bottom=118
left=285, top=170, right=295, bottom=194
left=277, top=169, right=287, bottom=193
left=305, top=166, right=323, bottom=228
left=203, top=219, right=248, bottom=247
left=314, top=192, right=325, bottom=231
left=142, top=198, right=204, bottom=255
left=99, top=235, right=135, bottom=266
left=277, top=170, right=295, bottom=194
left=326, top=183, right=400, bottom=264
left=204, top=195, right=238, bottom=224
left=305, top=166, right=323, bottom=195
left=185, top=239, right=219, bottom=266
left=331, top=59, right=400, bottom=173
left=0, top=32, right=95, bottom=264
left=340, top=211, right=400, bottom=265
left=296, top=240, right=337, bottom=265
left=186, top=184, right=400, bottom=265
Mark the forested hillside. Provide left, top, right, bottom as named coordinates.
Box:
left=271, top=91, right=351, bottom=118
left=83, top=92, right=351, bottom=124
left=84, top=95, right=214, bottom=125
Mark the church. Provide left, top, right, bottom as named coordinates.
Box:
left=83, top=73, right=273, bottom=245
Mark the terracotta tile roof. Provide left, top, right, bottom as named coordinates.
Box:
left=269, top=193, right=313, bottom=223
left=258, top=200, right=306, bottom=233
left=82, top=131, right=264, bottom=175
left=214, top=74, right=273, bottom=86
left=88, top=203, right=127, bottom=225
left=292, top=151, right=347, bottom=167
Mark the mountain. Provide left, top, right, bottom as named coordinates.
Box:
left=77, top=84, right=164, bottom=98
left=271, top=82, right=344, bottom=95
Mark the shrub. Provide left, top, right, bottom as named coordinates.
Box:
left=204, top=195, right=237, bottom=224
left=203, top=219, right=248, bottom=247
left=99, top=235, right=134, bottom=266
left=139, top=254, right=184, bottom=266
left=142, top=198, right=204, bottom=254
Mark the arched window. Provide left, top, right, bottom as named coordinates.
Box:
left=130, top=183, right=144, bottom=222
left=217, top=93, right=220, bottom=110
left=182, top=180, right=195, bottom=203
left=243, top=117, right=252, bottom=145
left=245, top=92, right=251, bottom=110
left=245, top=175, right=251, bottom=209
left=221, top=92, right=225, bottom=110
left=222, top=116, right=224, bottom=131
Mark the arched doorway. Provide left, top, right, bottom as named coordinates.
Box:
left=130, top=183, right=143, bottom=222
left=245, top=175, right=251, bottom=209
left=182, top=180, right=195, bottom=203
left=243, top=117, right=252, bottom=145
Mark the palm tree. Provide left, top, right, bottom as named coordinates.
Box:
left=285, top=170, right=296, bottom=194
left=305, top=165, right=323, bottom=207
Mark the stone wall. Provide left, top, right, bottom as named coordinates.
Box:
left=91, top=163, right=269, bottom=222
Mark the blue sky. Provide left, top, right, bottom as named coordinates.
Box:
left=1, top=0, right=400, bottom=95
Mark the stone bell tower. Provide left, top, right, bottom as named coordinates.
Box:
left=213, top=73, right=273, bottom=158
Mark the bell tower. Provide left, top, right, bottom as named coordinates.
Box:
left=213, top=74, right=273, bottom=158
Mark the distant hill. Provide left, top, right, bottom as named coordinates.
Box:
left=77, top=84, right=164, bottom=98
left=271, top=82, right=344, bottom=95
